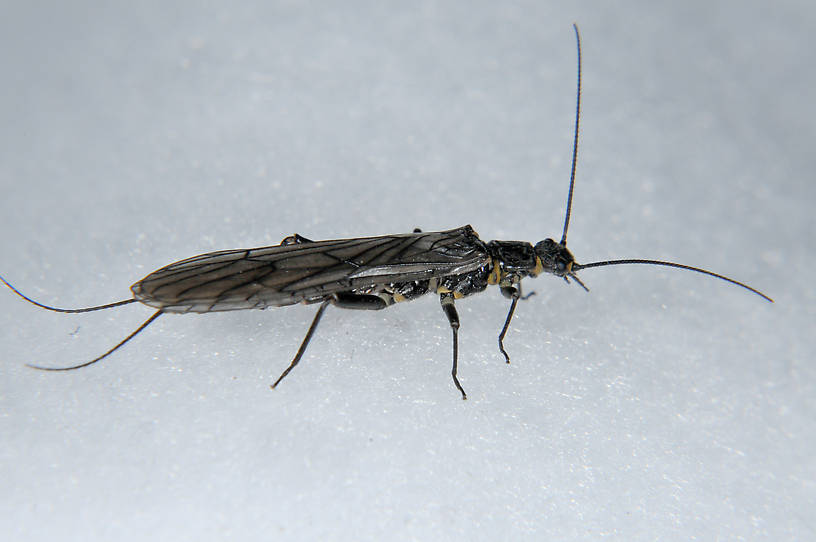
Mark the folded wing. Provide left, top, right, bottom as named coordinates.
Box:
left=131, top=226, right=489, bottom=313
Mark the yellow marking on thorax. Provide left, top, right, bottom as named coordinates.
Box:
left=530, top=256, right=545, bottom=277
left=487, top=257, right=503, bottom=285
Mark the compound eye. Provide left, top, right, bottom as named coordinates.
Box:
left=556, top=259, right=567, bottom=272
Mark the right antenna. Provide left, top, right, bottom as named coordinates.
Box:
left=560, top=23, right=582, bottom=247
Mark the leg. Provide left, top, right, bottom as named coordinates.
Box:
left=271, top=293, right=388, bottom=390
left=498, top=285, right=521, bottom=364
left=440, top=293, right=466, bottom=400
left=280, top=233, right=314, bottom=245
left=271, top=300, right=330, bottom=389
left=332, top=292, right=388, bottom=310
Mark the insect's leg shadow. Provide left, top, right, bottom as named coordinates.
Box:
left=271, top=293, right=388, bottom=390
left=440, top=292, right=467, bottom=400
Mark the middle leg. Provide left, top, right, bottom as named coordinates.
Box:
left=440, top=292, right=467, bottom=400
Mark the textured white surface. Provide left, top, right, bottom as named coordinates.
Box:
left=1, top=2, right=812, bottom=540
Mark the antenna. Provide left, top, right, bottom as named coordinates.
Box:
left=554, top=27, right=771, bottom=304
left=572, top=259, right=773, bottom=302
left=560, top=23, right=582, bottom=246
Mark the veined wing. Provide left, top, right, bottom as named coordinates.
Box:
left=131, top=226, right=489, bottom=313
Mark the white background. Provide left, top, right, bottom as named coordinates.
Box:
left=1, top=1, right=812, bottom=540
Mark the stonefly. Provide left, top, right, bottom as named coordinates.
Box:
left=1, top=25, right=771, bottom=399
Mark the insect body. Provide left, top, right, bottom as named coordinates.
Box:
left=1, top=25, right=771, bottom=399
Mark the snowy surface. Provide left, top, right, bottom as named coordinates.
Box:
left=0, top=2, right=812, bottom=540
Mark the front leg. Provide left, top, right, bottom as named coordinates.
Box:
left=440, top=292, right=467, bottom=400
